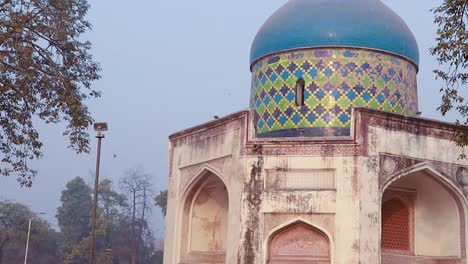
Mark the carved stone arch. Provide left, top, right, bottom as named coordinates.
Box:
left=180, top=165, right=229, bottom=204
left=380, top=164, right=468, bottom=263
left=179, top=166, right=229, bottom=263
left=265, top=219, right=332, bottom=264
left=381, top=162, right=466, bottom=201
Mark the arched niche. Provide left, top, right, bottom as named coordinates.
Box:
left=180, top=170, right=229, bottom=263
left=268, top=221, right=331, bottom=264
left=381, top=169, right=465, bottom=263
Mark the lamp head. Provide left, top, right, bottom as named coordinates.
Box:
left=94, top=122, right=108, bottom=132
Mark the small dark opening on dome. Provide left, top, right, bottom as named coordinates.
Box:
left=295, top=78, right=305, bottom=106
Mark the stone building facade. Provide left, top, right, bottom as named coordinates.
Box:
left=163, top=1, right=468, bottom=263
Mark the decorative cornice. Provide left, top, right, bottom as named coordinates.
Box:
left=242, top=108, right=458, bottom=156
left=168, top=107, right=458, bottom=157
left=169, top=110, right=249, bottom=141
left=378, top=153, right=468, bottom=196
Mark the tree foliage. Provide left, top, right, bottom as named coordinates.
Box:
left=0, top=201, right=60, bottom=264
left=154, top=190, right=167, bottom=216
left=1, top=175, right=162, bottom=263
left=0, top=0, right=101, bottom=186
left=0, top=200, right=29, bottom=263
left=56, top=176, right=92, bottom=259
left=93, top=179, right=127, bottom=263
left=99, top=179, right=127, bottom=219
left=110, top=215, right=157, bottom=264
left=56, top=176, right=158, bottom=263
left=431, top=0, right=468, bottom=149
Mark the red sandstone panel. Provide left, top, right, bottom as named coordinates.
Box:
left=414, top=258, right=464, bottom=264
left=269, top=223, right=330, bottom=263
left=382, top=254, right=414, bottom=264
left=382, top=199, right=411, bottom=251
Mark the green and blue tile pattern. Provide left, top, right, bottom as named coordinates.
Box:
left=250, top=48, right=418, bottom=137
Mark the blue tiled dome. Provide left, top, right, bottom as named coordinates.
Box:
left=250, top=0, right=419, bottom=68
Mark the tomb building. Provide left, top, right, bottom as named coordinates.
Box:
left=163, top=1, right=468, bottom=263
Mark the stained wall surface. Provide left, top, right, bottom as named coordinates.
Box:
left=190, top=175, right=229, bottom=253
left=164, top=115, right=245, bottom=264
left=164, top=110, right=468, bottom=264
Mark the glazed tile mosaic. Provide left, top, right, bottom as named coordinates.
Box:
left=250, top=48, right=418, bottom=137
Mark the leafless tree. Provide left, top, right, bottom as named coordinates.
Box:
left=119, top=167, right=154, bottom=264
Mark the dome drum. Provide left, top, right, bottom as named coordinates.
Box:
left=250, top=48, right=418, bottom=138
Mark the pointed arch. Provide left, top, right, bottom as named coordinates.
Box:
left=380, top=164, right=467, bottom=263
left=178, top=165, right=229, bottom=263
left=382, top=162, right=467, bottom=204
left=180, top=165, right=229, bottom=203
left=265, top=219, right=332, bottom=264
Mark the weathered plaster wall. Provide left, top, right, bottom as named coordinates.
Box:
left=360, top=123, right=468, bottom=264
left=164, top=109, right=468, bottom=264
left=359, top=155, right=381, bottom=264
left=190, top=175, right=229, bottom=253
left=238, top=157, right=264, bottom=264
left=237, top=155, right=360, bottom=264
left=367, top=126, right=466, bottom=163
left=164, top=116, right=245, bottom=264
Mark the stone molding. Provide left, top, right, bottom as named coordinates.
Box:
left=168, top=108, right=458, bottom=158
left=178, top=156, right=231, bottom=195
left=241, top=108, right=458, bottom=157
left=378, top=153, right=468, bottom=198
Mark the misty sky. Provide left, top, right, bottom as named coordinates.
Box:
left=0, top=0, right=450, bottom=239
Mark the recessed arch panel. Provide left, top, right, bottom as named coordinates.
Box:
left=381, top=168, right=467, bottom=263
left=190, top=175, right=229, bottom=253
left=180, top=169, right=229, bottom=263
left=268, top=222, right=330, bottom=264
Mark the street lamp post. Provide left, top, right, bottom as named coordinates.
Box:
left=88, top=122, right=108, bottom=264
left=105, top=247, right=112, bottom=264
left=24, top=212, right=45, bottom=264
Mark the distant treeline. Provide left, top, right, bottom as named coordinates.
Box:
left=0, top=168, right=166, bottom=264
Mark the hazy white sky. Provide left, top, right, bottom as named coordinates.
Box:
left=0, top=0, right=448, bottom=239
